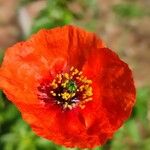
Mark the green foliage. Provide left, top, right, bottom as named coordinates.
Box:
left=20, top=0, right=35, bottom=6
left=110, top=87, right=150, bottom=150
left=0, top=50, right=4, bottom=64
left=113, top=3, right=145, bottom=19
left=0, top=91, right=66, bottom=150
left=134, top=88, right=150, bottom=122
left=111, top=120, right=141, bottom=150
left=31, top=0, right=74, bottom=33
left=1, top=86, right=150, bottom=150
left=0, top=0, right=150, bottom=149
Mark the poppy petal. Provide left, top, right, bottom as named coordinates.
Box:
left=0, top=25, right=135, bottom=148
left=82, top=47, right=136, bottom=130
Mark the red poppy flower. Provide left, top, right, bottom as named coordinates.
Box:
left=0, top=25, right=135, bottom=148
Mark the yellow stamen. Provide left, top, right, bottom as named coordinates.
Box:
left=71, top=93, right=76, bottom=97
left=50, top=66, right=93, bottom=110
left=79, top=85, right=84, bottom=91
left=78, top=71, right=83, bottom=75
left=57, top=74, right=62, bottom=83
left=61, top=92, right=71, bottom=100
left=52, top=93, right=56, bottom=96
left=85, top=86, right=93, bottom=97
left=51, top=79, right=58, bottom=89
left=61, top=80, right=69, bottom=88
left=85, top=80, right=92, bottom=84
left=64, top=73, right=69, bottom=79
left=70, top=66, right=74, bottom=71
left=72, top=69, right=79, bottom=75
left=67, top=105, right=73, bottom=110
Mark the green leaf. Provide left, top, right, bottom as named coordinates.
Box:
left=0, top=50, right=4, bottom=64
left=113, top=3, right=145, bottom=19
left=133, top=87, right=150, bottom=122
left=31, top=0, right=74, bottom=33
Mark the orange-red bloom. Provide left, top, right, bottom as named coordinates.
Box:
left=0, top=25, right=135, bottom=148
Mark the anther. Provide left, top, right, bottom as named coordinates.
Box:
left=49, top=66, right=93, bottom=110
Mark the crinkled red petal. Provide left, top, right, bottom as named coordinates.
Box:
left=0, top=25, right=135, bottom=148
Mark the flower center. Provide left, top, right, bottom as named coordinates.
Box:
left=50, top=67, right=93, bottom=109
left=66, top=80, right=77, bottom=92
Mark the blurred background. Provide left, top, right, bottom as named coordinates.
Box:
left=0, top=0, right=150, bottom=150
